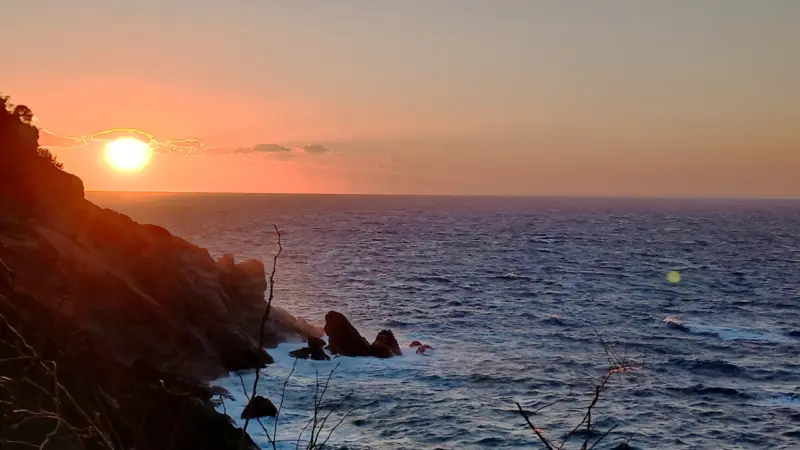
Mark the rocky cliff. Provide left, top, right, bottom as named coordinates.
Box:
left=0, top=94, right=319, bottom=448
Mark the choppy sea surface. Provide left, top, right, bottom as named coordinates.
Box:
left=88, top=193, right=800, bottom=450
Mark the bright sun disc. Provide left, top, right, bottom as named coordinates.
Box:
left=103, top=138, right=153, bottom=172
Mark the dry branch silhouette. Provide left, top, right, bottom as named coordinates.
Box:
left=516, top=339, right=644, bottom=450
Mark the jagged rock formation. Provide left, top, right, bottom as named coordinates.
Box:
left=372, top=329, right=402, bottom=357
left=324, top=311, right=401, bottom=359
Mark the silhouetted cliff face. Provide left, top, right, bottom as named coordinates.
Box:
left=0, top=95, right=319, bottom=449
left=0, top=180, right=320, bottom=378
left=0, top=106, right=325, bottom=377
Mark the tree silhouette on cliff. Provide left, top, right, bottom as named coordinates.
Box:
left=1, top=94, right=63, bottom=169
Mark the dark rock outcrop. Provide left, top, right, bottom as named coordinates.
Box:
left=289, top=346, right=331, bottom=361
left=410, top=340, right=422, bottom=348
left=372, top=329, right=402, bottom=356
left=241, top=395, right=278, bottom=420
left=308, top=335, right=327, bottom=349
left=324, top=311, right=401, bottom=359
left=324, top=311, right=373, bottom=357
left=370, top=343, right=394, bottom=359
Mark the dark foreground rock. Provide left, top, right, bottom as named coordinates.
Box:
left=241, top=395, right=278, bottom=420
left=221, top=347, right=275, bottom=372
left=0, top=287, right=259, bottom=450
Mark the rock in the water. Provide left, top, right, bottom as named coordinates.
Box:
left=324, top=311, right=372, bottom=357
left=289, top=346, right=331, bottom=361
left=323, top=311, right=403, bottom=358
left=241, top=395, right=277, bottom=419
left=409, top=340, right=422, bottom=348
left=369, top=342, right=394, bottom=359
left=289, top=347, right=311, bottom=359
left=310, top=347, right=330, bottom=361
left=307, top=336, right=327, bottom=349
left=372, top=329, right=402, bottom=356
left=416, top=344, right=434, bottom=355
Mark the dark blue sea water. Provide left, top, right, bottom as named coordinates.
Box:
left=88, top=193, right=800, bottom=450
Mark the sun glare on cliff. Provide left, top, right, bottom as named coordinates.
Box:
left=103, top=138, right=153, bottom=172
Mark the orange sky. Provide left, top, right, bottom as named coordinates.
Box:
left=2, top=1, right=798, bottom=197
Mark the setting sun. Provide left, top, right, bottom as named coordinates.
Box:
left=103, top=138, right=153, bottom=172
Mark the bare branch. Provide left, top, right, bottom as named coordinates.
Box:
left=273, top=357, right=299, bottom=450
left=238, top=226, right=282, bottom=450
left=516, top=402, right=555, bottom=450
left=517, top=339, right=644, bottom=450
left=587, top=424, right=619, bottom=450
left=318, top=399, right=376, bottom=449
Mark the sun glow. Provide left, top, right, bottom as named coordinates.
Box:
left=103, top=138, right=153, bottom=172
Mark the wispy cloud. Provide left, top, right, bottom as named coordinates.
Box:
left=40, top=127, right=208, bottom=154
left=91, top=128, right=155, bottom=144
left=302, top=144, right=331, bottom=154
left=234, top=143, right=293, bottom=154
left=158, top=138, right=207, bottom=154
left=37, top=126, right=335, bottom=158
left=39, top=129, right=87, bottom=148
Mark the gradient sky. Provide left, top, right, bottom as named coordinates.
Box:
left=2, top=1, right=799, bottom=197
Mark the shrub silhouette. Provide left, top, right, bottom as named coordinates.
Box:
left=1, top=94, right=63, bottom=169
left=36, top=147, right=64, bottom=169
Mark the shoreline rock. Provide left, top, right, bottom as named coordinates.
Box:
left=324, top=310, right=402, bottom=359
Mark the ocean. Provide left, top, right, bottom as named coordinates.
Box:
left=87, top=192, right=800, bottom=450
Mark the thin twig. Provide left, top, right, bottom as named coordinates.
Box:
left=318, top=400, right=376, bottom=449
left=587, top=424, right=619, bottom=450
left=255, top=418, right=275, bottom=446
left=517, top=338, right=644, bottom=450
left=516, top=402, right=555, bottom=450
left=273, top=357, right=299, bottom=450
left=238, top=226, right=282, bottom=450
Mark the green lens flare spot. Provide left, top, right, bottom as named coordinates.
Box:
left=667, top=271, right=681, bottom=284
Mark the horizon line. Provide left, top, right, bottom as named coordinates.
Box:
left=85, top=190, right=800, bottom=201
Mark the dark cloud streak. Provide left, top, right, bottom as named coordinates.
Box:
left=302, top=144, right=331, bottom=154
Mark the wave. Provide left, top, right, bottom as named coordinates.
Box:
left=659, top=316, right=794, bottom=344
left=671, top=358, right=744, bottom=377
left=755, top=392, right=800, bottom=407
left=687, top=324, right=791, bottom=343
left=381, top=319, right=412, bottom=328
left=490, top=273, right=533, bottom=281
left=542, top=315, right=569, bottom=326
left=407, top=275, right=473, bottom=290
left=677, top=383, right=748, bottom=398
